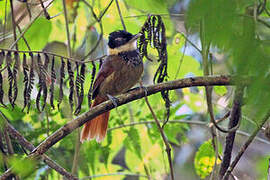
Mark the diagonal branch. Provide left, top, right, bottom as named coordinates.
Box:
left=108, top=119, right=270, bottom=145
left=32, top=75, right=247, bottom=155
left=115, top=0, right=126, bottom=31
left=143, top=91, right=174, bottom=180
left=3, top=118, right=78, bottom=180
left=9, top=0, right=54, bottom=49
left=223, top=109, right=270, bottom=180
left=0, top=48, right=106, bottom=64
left=1, top=75, right=249, bottom=178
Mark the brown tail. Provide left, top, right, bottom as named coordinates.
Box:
left=80, top=96, right=110, bottom=143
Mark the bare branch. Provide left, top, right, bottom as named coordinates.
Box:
left=0, top=48, right=106, bottom=64
left=141, top=81, right=174, bottom=180
left=9, top=0, right=54, bottom=49
left=62, top=0, right=72, bottom=57
left=223, top=109, right=270, bottom=180
left=9, top=0, right=18, bottom=50
left=219, top=86, right=244, bottom=179
left=268, top=158, right=270, bottom=180
left=115, top=0, right=127, bottom=31
left=31, top=75, right=245, bottom=155
left=81, top=172, right=148, bottom=180
left=108, top=119, right=270, bottom=145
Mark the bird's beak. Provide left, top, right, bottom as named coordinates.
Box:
left=130, top=33, right=142, bottom=42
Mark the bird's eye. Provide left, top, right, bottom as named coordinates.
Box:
left=115, top=37, right=123, bottom=41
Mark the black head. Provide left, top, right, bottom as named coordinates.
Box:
left=108, top=30, right=134, bottom=49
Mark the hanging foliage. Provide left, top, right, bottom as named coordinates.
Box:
left=138, top=15, right=170, bottom=125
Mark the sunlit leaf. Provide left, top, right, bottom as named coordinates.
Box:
left=194, top=139, right=221, bottom=179
left=8, top=156, right=36, bottom=178
left=124, top=127, right=142, bottom=159
left=214, top=86, right=227, bottom=96
left=18, top=18, right=52, bottom=50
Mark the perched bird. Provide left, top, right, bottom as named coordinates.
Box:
left=80, top=30, right=144, bottom=142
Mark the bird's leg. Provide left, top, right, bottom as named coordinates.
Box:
left=139, top=81, right=148, bottom=97
left=107, top=94, right=119, bottom=108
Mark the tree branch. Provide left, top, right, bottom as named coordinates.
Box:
left=223, top=109, right=270, bottom=180
left=219, top=86, right=244, bottom=179
left=32, top=75, right=245, bottom=155
left=143, top=92, right=174, bottom=180
left=108, top=119, right=270, bottom=145
left=2, top=117, right=78, bottom=180
left=1, top=75, right=249, bottom=178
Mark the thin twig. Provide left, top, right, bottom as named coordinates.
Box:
left=9, top=0, right=54, bottom=49
left=81, top=172, right=148, bottom=180
left=98, top=0, right=114, bottom=21
left=62, top=0, right=72, bottom=57
left=124, top=13, right=184, bottom=19
left=80, top=0, right=104, bottom=61
left=115, top=0, right=126, bottom=31
left=200, top=20, right=219, bottom=180
left=39, top=0, right=50, bottom=19
left=174, top=36, right=187, bottom=79
left=32, top=75, right=249, bottom=155
left=3, top=0, right=8, bottom=45
left=62, top=0, right=81, bottom=176
left=0, top=48, right=105, bottom=63
left=223, top=109, right=270, bottom=180
left=80, top=22, right=103, bottom=61
left=108, top=119, right=270, bottom=145
left=180, top=32, right=201, bottom=53
left=140, top=81, right=174, bottom=180
left=16, top=24, right=31, bottom=50
left=268, top=158, right=270, bottom=180
left=1, top=111, right=17, bottom=179
left=9, top=0, right=18, bottom=50
left=25, top=2, right=32, bottom=19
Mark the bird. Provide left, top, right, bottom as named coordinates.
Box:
left=80, top=30, right=144, bottom=142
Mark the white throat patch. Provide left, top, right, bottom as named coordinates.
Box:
left=108, top=40, right=137, bottom=55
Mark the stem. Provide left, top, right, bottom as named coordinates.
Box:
left=115, top=0, right=127, bottom=31
left=143, top=91, right=174, bottom=180
left=219, top=86, right=244, bottom=179
left=223, top=110, right=270, bottom=180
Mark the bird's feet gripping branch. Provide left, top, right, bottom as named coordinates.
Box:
left=80, top=30, right=144, bottom=143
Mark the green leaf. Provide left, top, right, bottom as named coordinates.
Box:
left=124, top=127, right=142, bottom=159
left=194, top=139, right=220, bottom=179
left=0, top=1, right=10, bottom=21
left=214, top=86, right=227, bottom=96
left=8, top=156, right=36, bottom=178
left=124, top=0, right=170, bottom=14
left=84, top=142, right=98, bottom=174
left=0, top=105, right=25, bottom=121
left=186, top=0, right=241, bottom=47
left=18, top=17, right=52, bottom=50
left=164, top=123, right=186, bottom=145
left=100, top=146, right=110, bottom=168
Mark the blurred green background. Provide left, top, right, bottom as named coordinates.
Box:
left=0, top=0, right=270, bottom=179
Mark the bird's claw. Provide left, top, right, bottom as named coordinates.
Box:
left=107, top=94, right=119, bottom=108
left=140, top=86, right=148, bottom=96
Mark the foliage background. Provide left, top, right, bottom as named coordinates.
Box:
left=0, top=0, right=270, bottom=179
